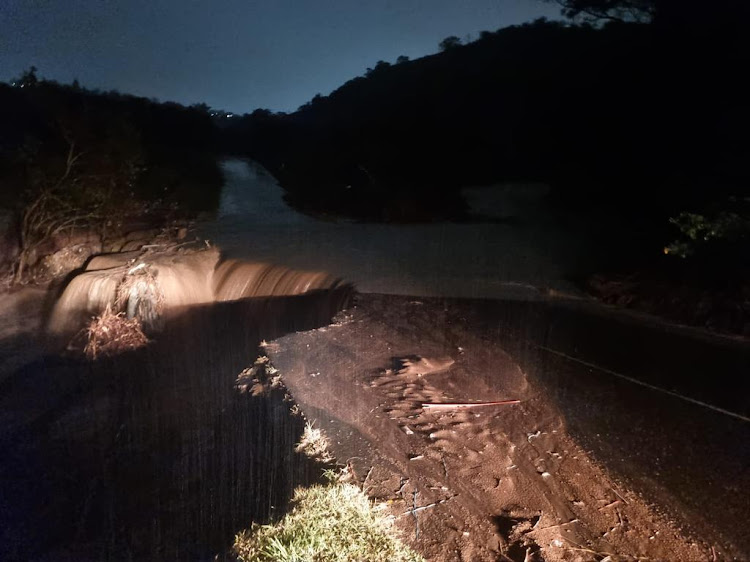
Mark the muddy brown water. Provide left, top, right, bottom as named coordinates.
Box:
left=0, top=288, right=351, bottom=561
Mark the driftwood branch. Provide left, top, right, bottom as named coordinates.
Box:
left=422, top=400, right=520, bottom=411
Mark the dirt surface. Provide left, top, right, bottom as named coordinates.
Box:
left=0, top=287, right=49, bottom=382
left=269, top=294, right=723, bottom=562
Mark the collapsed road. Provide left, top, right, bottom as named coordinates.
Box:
left=267, top=293, right=749, bottom=561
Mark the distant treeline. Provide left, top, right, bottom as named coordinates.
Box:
left=221, top=0, right=749, bottom=222
left=0, top=70, right=222, bottom=216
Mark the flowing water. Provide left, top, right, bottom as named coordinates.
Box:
left=202, top=159, right=589, bottom=299
left=46, top=246, right=345, bottom=338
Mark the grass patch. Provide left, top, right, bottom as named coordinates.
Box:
left=295, top=421, right=334, bottom=463
left=233, top=478, right=423, bottom=562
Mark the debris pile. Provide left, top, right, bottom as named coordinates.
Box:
left=82, top=305, right=149, bottom=359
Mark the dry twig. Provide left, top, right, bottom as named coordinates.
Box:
left=422, top=400, right=520, bottom=411
left=83, top=305, right=149, bottom=359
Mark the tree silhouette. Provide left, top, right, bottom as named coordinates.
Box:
left=438, top=36, right=462, bottom=51
left=12, top=66, right=39, bottom=89
left=190, top=102, right=211, bottom=113
left=14, top=120, right=143, bottom=282
left=547, top=0, right=749, bottom=28
left=365, top=60, right=391, bottom=77
left=0, top=72, right=224, bottom=280
left=546, top=0, right=655, bottom=23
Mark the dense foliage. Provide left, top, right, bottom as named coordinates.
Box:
left=0, top=70, right=223, bottom=280
left=0, top=70, right=222, bottom=214
left=665, top=199, right=750, bottom=264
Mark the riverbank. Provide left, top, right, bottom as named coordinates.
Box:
left=587, top=269, right=750, bottom=338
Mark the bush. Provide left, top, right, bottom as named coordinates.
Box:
left=665, top=206, right=750, bottom=259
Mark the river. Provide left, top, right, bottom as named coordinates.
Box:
left=200, top=159, right=589, bottom=299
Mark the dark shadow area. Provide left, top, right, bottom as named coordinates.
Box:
left=493, top=299, right=750, bottom=417
left=448, top=297, right=750, bottom=554
left=0, top=286, right=352, bottom=561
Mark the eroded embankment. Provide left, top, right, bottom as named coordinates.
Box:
left=47, top=246, right=347, bottom=340
left=0, top=252, right=352, bottom=560
left=266, top=293, right=724, bottom=562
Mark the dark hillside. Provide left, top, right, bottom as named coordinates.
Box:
left=226, top=13, right=748, bottom=224
left=0, top=75, right=222, bottom=215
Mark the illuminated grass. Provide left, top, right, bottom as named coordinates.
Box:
left=233, top=480, right=423, bottom=562
left=295, top=421, right=334, bottom=463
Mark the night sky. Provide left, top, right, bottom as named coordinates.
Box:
left=1, top=0, right=559, bottom=113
